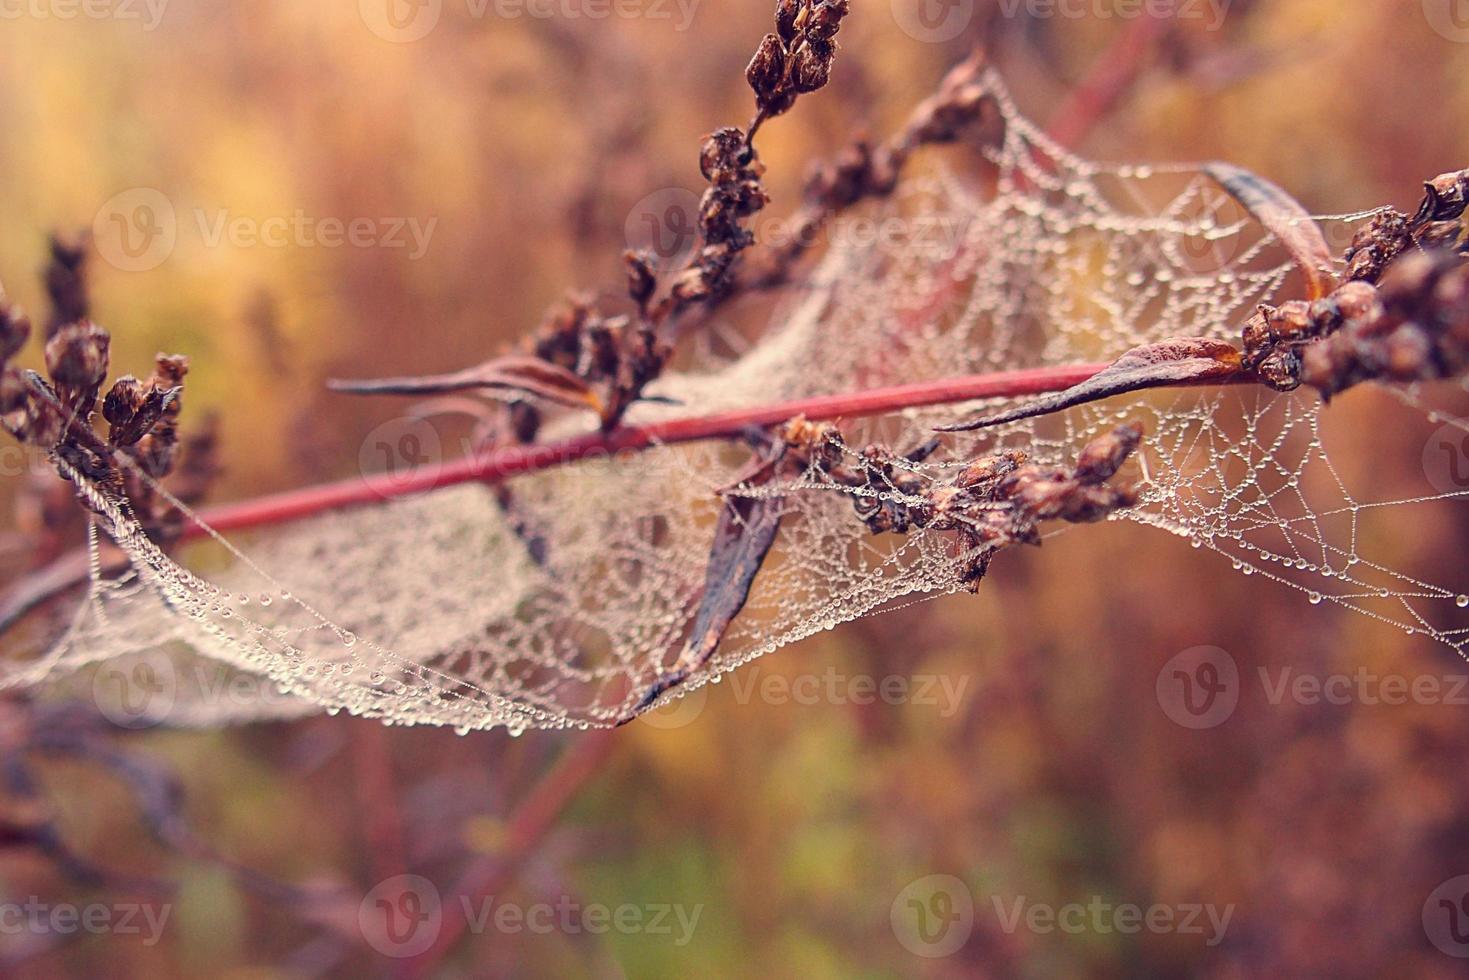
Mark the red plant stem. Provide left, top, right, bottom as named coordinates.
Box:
left=408, top=728, right=617, bottom=977
left=182, top=363, right=1112, bottom=540
left=1045, top=5, right=1170, bottom=148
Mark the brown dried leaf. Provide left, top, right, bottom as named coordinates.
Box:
left=629, top=492, right=784, bottom=717
left=938, top=338, right=1243, bottom=432
left=329, top=355, right=602, bottom=414
left=1206, top=162, right=1335, bottom=300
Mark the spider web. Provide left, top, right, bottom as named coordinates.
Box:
left=7, top=67, right=1469, bottom=731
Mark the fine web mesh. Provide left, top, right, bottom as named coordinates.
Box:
left=7, top=67, right=1469, bottom=731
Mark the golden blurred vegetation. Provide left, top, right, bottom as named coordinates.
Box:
left=2, top=1, right=1469, bottom=976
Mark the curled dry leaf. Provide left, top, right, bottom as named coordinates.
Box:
left=328, top=355, right=602, bottom=415
left=1205, top=162, right=1336, bottom=300
left=938, top=338, right=1243, bottom=431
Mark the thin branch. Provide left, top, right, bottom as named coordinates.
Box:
left=2, top=360, right=1263, bottom=633
left=408, top=728, right=617, bottom=977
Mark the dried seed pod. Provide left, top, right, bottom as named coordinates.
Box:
left=43, top=233, right=89, bottom=338
left=774, top=0, right=800, bottom=41
left=102, top=375, right=146, bottom=428
left=623, top=249, right=657, bottom=310
left=1415, top=169, right=1469, bottom=225
left=1073, top=422, right=1142, bottom=485
left=746, top=33, right=786, bottom=103
left=44, top=321, right=110, bottom=400
left=791, top=42, right=832, bottom=94
left=805, top=0, right=848, bottom=41
left=1, top=300, right=31, bottom=364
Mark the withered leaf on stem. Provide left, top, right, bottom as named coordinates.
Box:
left=329, top=355, right=602, bottom=415
left=628, top=492, right=785, bottom=719
left=1205, top=162, right=1335, bottom=300
left=938, top=338, right=1243, bottom=431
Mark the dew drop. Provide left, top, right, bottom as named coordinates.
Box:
left=1308, top=592, right=1323, bottom=606
left=1457, top=595, right=1469, bottom=609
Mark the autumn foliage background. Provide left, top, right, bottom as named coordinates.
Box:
left=3, top=1, right=1469, bottom=976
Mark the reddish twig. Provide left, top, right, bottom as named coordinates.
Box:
left=5, top=360, right=1263, bottom=633
left=408, top=728, right=617, bottom=977
left=1044, top=4, right=1171, bottom=148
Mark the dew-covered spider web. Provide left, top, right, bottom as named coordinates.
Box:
left=7, top=66, right=1469, bottom=731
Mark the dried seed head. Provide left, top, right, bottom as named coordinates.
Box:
left=623, top=250, right=658, bottom=309
left=44, top=321, right=110, bottom=393
left=102, top=375, right=146, bottom=428
left=746, top=33, right=786, bottom=103
left=1256, top=349, right=1303, bottom=391
left=1073, top=422, right=1142, bottom=485
left=1, top=299, right=31, bottom=364
left=791, top=41, right=833, bottom=94
left=1332, top=280, right=1382, bottom=322
left=44, top=232, right=90, bottom=338
left=774, top=0, right=800, bottom=41
left=700, top=127, right=750, bottom=182
left=1416, top=169, right=1469, bottom=225
left=805, top=0, right=848, bottom=41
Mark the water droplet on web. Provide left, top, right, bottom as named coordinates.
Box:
left=1457, top=595, right=1469, bottom=608
left=1308, top=592, right=1323, bottom=605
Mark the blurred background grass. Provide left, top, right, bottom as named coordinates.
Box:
left=2, top=0, right=1469, bottom=976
